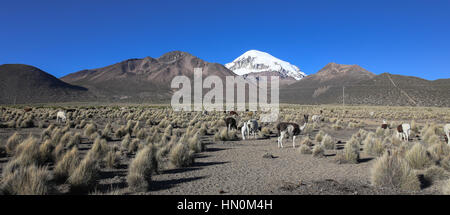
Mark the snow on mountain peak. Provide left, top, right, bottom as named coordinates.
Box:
left=225, top=50, right=306, bottom=80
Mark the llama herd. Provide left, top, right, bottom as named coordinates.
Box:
left=224, top=112, right=313, bottom=148
left=51, top=108, right=450, bottom=147
left=221, top=109, right=450, bottom=148
left=381, top=119, right=449, bottom=144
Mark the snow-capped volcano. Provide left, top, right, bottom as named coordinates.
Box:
left=225, top=50, right=306, bottom=80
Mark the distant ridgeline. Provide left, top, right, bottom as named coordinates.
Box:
left=1, top=52, right=449, bottom=107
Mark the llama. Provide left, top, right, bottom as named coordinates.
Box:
left=224, top=117, right=237, bottom=132
left=56, top=111, right=67, bottom=124
left=246, top=119, right=259, bottom=139
left=397, top=123, right=411, bottom=141
left=311, top=115, right=321, bottom=122
left=444, top=124, right=450, bottom=145
left=241, top=121, right=250, bottom=140
left=276, top=115, right=309, bottom=148
left=229, top=111, right=238, bottom=117
left=381, top=120, right=388, bottom=129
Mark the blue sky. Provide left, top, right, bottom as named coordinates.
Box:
left=1, top=0, right=449, bottom=80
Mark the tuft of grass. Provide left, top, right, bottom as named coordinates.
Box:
left=188, top=133, right=204, bottom=153
left=169, top=143, right=195, bottom=168
left=136, top=129, right=147, bottom=140
left=312, top=144, right=325, bottom=157
left=115, top=126, right=127, bottom=138
left=260, top=127, right=271, bottom=138
left=427, top=143, right=450, bottom=162
left=300, top=136, right=313, bottom=146
left=0, top=164, right=51, bottom=195
left=127, top=145, right=158, bottom=192
left=0, top=145, right=6, bottom=158
left=84, top=123, right=97, bottom=137
left=39, top=139, right=54, bottom=163
left=121, top=134, right=131, bottom=151
left=443, top=179, right=450, bottom=195
left=314, top=130, right=325, bottom=143
left=128, top=139, right=140, bottom=154
left=375, top=127, right=387, bottom=137
left=60, top=132, right=72, bottom=146
left=336, top=140, right=360, bottom=164
left=67, top=133, right=82, bottom=148
left=423, top=166, right=449, bottom=184
left=54, top=147, right=80, bottom=182
left=105, top=150, right=121, bottom=169
left=53, top=143, right=65, bottom=161
left=67, top=152, right=99, bottom=193
left=14, top=136, right=41, bottom=166
left=441, top=155, right=450, bottom=172
left=363, top=133, right=385, bottom=157
left=6, top=132, right=22, bottom=155
left=214, top=128, right=239, bottom=141
left=321, top=134, right=335, bottom=150
left=404, top=144, right=432, bottom=170
left=299, top=144, right=312, bottom=154
left=371, top=152, right=420, bottom=191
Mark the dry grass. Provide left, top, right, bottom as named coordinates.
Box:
left=363, top=133, right=385, bottom=157
left=299, top=144, right=312, bottom=154
left=443, top=179, right=450, bottom=195
left=321, top=134, right=335, bottom=150
left=169, top=143, right=194, bottom=168
left=127, top=145, right=158, bottom=192
left=14, top=136, right=41, bottom=166
left=314, top=130, right=325, bottom=143
left=404, top=144, right=432, bottom=170
left=6, top=132, right=21, bottom=154
left=39, top=139, right=54, bottom=163
left=0, top=164, right=51, bottom=195
left=300, top=136, right=313, bottom=146
left=105, top=151, right=121, bottom=169
left=54, top=147, right=80, bottom=182
left=336, top=140, right=360, bottom=164
left=371, top=152, right=420, bottom=191
left=214, top=128, right=239, bottom=141
left=187, top=133, right=204, bottom=153
left=423, top=166, right=449, bottom=184
left=312, top=144, right=325, bottom=157
left=67, top=151, right=100, bottom=193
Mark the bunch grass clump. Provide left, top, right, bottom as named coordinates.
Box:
left=312, top=144, right=325, bottom=157
left=404, top=143, right=432, bottom=170
left=6, top=132, right=22, bottom=155
left=336, top=140, right=360, bottom=164
left=299, top=144, right=312, bottom=154
left=127, top=145, right=158, bottom=192
left=169, top=143, right=194, bottom=168
left=54, top=147, right=80, bottom=182
left=371, top=152, right=420, bottom=191
left=0, top=164, right=51, bottom=195
left=214, top=128, right=239, bottom=141
left=321, top=134, right=335, bottom=150
left=67, top=152, right=99, bottom=193
left=363, top=133, right=385, bottom=157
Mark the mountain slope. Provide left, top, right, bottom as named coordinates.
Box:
left=281, top=63, right=450, bottom=106
left=0, top=64, right=91, bottom=104
left=61, top=51, right=236, bottom=102
left=289, top=62, right=375, bottom=88
left=225, top=50, right=306, bottom=84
